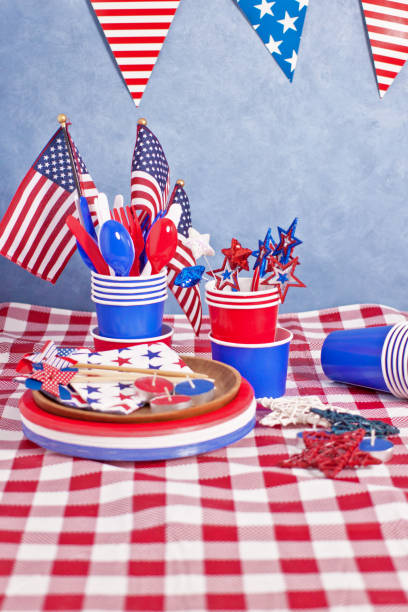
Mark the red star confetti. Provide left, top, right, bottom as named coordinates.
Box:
left=262, top=257, right=305, bottom=303
left=28, top=363, right=76, bottom=398
left=210, top=257, right=240, bottom=291
left=273, top=218, right=302, bottom=264
left=278, top=429, right=381, bottom=479
left=221, top=238, right=252, bottom=271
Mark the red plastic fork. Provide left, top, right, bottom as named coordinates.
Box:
left=111, top=205, right=144, bottom=275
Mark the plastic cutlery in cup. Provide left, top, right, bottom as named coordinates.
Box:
left=66, top=215, right=110, bottom=275
left=99, top=220, right=135, bottom=276
left=95, top=193, right=111, bottom=230
left=79, top=196, right=97, bottom=241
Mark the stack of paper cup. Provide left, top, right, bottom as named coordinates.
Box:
left=321, top=321, right=408, bottom=399
left=206, top=278, right=292, bottom=398
left=91, top=270, right=172, bottom=350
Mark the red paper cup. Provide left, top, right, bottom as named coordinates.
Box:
left=91, top=323, right=174, bottom=351
left=205, top=280, right=280, bottom=344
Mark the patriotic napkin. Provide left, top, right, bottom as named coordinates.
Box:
left=69, top=381, right=146, bottom=416
left=63, top=342, right=193, bottom=415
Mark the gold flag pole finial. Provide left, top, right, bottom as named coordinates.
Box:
left=138, top=118, right=147, bottom=126
left=176, top=179, right=185, bottom=187
left=57, top=114, right=82, bottom=199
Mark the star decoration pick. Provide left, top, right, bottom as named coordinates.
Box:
left=278, top=429, right=382, bottom=479
left=233, top=0, right=309, bottom=82
left=251, top=228, right=273, bottom=290
left=262, top=256, right=305, bottom=302
left=222, top=238, right=253, bottom=271
left=185, top=227, right=215, bottom=260
left=273, top=218, right=302, bottom=264
left=26, top=363, right=77, bottom=398
left=310, top=408, right=400, bottom=438
left=210, top=257, right=240, bottom=291
left=174, top=265, right=205, bottom=288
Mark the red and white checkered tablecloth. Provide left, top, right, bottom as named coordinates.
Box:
left=1, top=301, right=408, bottom=612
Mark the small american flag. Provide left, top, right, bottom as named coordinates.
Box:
left=0, top=127, right=98, bottom=283
left=165, top=184, right=202, bottom=336
left=131, top=122, right=170, bottom=226
left=25, top=341, right=75, bottom=370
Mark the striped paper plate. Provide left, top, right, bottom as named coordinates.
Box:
left=19, top=379, right=256, bottom=461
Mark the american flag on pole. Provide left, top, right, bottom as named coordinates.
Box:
left=361, top=0, right=408, bottom=97
left=131, top=122, right=170, bottom=225
left=165, top=183, right=202, bottom=336
left=89, top=0, right=181, bottom=107
left=0, top=127, right=98, bottom=283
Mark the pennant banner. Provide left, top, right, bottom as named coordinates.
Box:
left=89, top=0, right=181, bottom=107
left=234, top=0, right=309, bottom=81
left=361, top=0, right=408, bottom=97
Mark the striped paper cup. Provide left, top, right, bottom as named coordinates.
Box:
left=91, top=323, right=174, bottom=351
left=91, top=271, right=167, bottom=339
left=205, top=279, right=280, bottom=343
left=321, top=321, right=408, bottom=398
left=209, top=327, right=293, bottom=398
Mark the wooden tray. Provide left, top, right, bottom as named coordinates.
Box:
left=33, top=356, right=241, bottom=424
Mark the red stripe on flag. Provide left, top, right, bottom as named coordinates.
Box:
left=94, top=9, right=176, bottom=17
left=366, top=24, right=408, bottom=38
left=364, top=9, right=408, bottom=26
left=376, top=67, right=399, bottom=76
left=363, top=0, right=408, bottom=12
left=101, top=22, right=171, bottom=30
left=119, top=64, right=155, bottom=71
left=369, top=37, right=408, bottom=52
left=113, top=50, right=160, bottom=57
left=106, top=36, right=166, bottom=43
left=372, top=53, right=406, bottom=65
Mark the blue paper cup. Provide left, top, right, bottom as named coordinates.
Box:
left=91, top=271, right=167, bottom=339
left=321, top=322, right=408, bottom=398
left=209, top=327, right=293, bottom=398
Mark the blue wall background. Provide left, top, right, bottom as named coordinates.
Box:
left=1, top=0, right=408, bottom=316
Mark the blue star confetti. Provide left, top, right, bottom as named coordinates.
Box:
left=234, top=0, right=309, bottom=81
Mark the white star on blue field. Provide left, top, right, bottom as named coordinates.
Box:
left=235, top=0, right=308, bottom=81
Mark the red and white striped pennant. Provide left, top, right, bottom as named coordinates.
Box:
left=361, top=0, right=408, bottom=97
left=89, top=0, right=181, bottom=106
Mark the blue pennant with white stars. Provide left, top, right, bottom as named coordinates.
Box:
left=234, top=0, right=308, bottom=81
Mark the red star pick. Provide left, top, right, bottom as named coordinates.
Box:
left=261, top=257, right=305, bottom=303
left=278, top=429, right=381, bottom=479
left=222, top=238, right=252, bottom=271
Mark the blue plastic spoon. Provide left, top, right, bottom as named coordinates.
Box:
left=99, top=220, right=135, bottom=276
left=79, top=196, right=97, bottom=241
